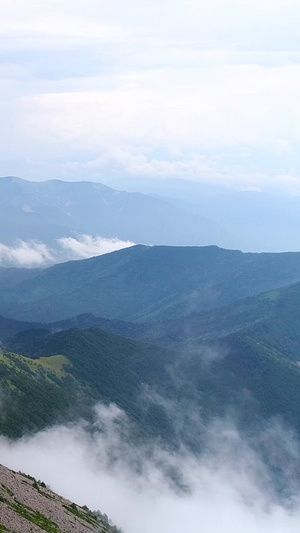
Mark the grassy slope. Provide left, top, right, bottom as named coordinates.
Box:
left=5, top=317, right=300, bottom=446
left=0, top=350, right=92, bottom=438
left=5, top=327, right=177, bottom=442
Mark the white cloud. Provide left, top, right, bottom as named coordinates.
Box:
left=15, top=63, right=300, bottom=192
left=0, top=235, right=135, bottom=267
left=0, top=1, right=125, bottom=47
left=1, top=404, right=300, bottom=533
left=23, top=63, right=300, bottom=150
left=84, top=148, right=300, bottom=193
left=0, top=240, right=54, bottom=267
left=0, top=0, right=300, bottom=189
left=58, top=235, right=135, bottom=259
left=86, top=149, right=213, bottom=179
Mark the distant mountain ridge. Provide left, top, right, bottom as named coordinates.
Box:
left=2, top=248, right=300, bottom=486
left=1, top=244, right=300, bottom=322
left=2, top=175, right=300, bottom=255
left=2, top=272, right=300, bottom=349
left=2, top=240, right=300, bottom=498
left=0, top=176, right=235, bottom=252
left=108, top=176, right=300, bottom=252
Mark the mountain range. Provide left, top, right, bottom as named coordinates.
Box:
left=1, top=242, right=300, bottom=473
left=2, top=244, right=300, bottom=323
left=0, top=176, right=235, bottom=255
left=1, top=213, right=300, bottom=515
left=2, top=176, right=300, bottom=265
left=107, top=176, right=300, bottom=252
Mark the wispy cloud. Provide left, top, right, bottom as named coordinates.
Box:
left=0, top=235, right=135, bottom=267
left=58, top=235, right=135, bottom=260
left=0, top=240, right=54, bottom=267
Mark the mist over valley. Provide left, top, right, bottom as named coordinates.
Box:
left=1, top=224, right=300, bottom=530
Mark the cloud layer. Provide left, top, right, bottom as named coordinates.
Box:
left=0, top=0, right=300, bottom=190
left=1, top=403, right=300, bottom=533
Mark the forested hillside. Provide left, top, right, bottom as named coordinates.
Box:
left=2, top=245, right=300, bottom=322
left=2, top=244, right=300, bottom=496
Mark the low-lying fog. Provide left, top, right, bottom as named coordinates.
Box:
left=1, top=403, right=300, bottom=533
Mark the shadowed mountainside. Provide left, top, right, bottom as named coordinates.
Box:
left=6, top=311, right=300, bottom=449
left=2, top=245, right=300, bottom=322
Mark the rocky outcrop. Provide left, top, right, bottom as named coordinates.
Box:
left=0, top=463, right=120, bottom=533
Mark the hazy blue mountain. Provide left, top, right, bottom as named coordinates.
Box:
left=0, top=266, right=38, bottom=288
left=2, top=244, right=300, bottom=323
left=4, top=275, right=297, bottom=349
left=2, top=176, right=300, bottom=256
left=151, top=278, right=300, bottom=351
left=0, top=314, right=47, bottom=341
left=125, top=281, right=300, bottom=347
left=0, top=311, right=140, bottom=343
left=106, top=176, right=300, bottom=252
left=0, top=176, right=236, bottom=251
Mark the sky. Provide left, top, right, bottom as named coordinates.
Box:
left=1, top=0, right=300, bottom=191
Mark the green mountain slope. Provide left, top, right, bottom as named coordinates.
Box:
left=0, top=350, right=93, bottom=438
left=5, top=317, right=300, bottom=450
left=150, top=278, right=300, bottom=350
left=5, top=327, right=176, bottom=441
left=2, top=245, right=300, bottom=322
left=3, top=271, right=300, bottom=443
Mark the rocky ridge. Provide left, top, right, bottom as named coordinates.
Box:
left=0, top=463, right=121, bottom=533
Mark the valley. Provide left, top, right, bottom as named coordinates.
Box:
left=1, top=244, right=300, bottom=472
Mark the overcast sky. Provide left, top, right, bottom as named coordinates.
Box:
left=1, top=0, right=300, bottom=191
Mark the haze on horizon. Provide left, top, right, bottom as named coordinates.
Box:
left=0, top=0, right=300, bottom=194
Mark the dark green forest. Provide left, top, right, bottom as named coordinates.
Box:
left=2, top=244, right=300, bottom=461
